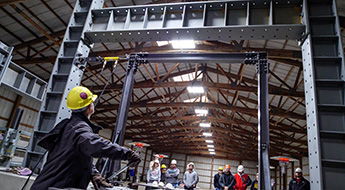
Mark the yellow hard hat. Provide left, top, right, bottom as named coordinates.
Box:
left=66, top=86, right=97, bottom=110
left=218, top=167, right=223, bottom=171
left=161, top=164, right=167, bottom=169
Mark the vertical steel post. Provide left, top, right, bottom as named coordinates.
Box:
left=101, top=54, right=140, bottom=176
left=257, top=54, right=271, bottom=190
left=24, top=0, right=104, bottom=170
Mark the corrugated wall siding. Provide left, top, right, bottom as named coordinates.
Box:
left=0, top=86, right=40, bottom=133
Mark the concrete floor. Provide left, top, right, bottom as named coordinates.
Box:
left=0, top=169, right=35, bottom=190
left=0, top=168, right=136, bottom=190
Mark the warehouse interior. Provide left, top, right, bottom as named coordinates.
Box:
left=0, top=0, right=345, bottom=190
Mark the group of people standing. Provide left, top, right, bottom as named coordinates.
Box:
left=146, top=159, right=199, bottom=189
left=214, top=165, right=310, bottom=190
left=147, top=155, right=310, bottom=190
left=214, top=165, right=252, bottom=190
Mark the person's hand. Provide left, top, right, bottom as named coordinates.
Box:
left=92, top=173, right=114, bottom=188
left=224, top=186, right=229, bottom=190
left=127, top=150, right=141, bottom=167
left=193, top=184, right=196, bottom=188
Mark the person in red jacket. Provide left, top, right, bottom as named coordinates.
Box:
left=233, top=165, right=252, bottom=190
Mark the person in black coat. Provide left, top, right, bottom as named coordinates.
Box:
left=30, top=86, right=141, bottom=190
left=214, top=166, right=223, bottom=190
left=219, top=165, right=235, bottom=190
left=288, top=168, right=310, bottom=190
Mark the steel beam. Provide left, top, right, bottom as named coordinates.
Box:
left=84, top=0, right=305, bottom=43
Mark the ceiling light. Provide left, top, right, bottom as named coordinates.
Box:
left=173, top=72, right=203, bottom=82
left=208, top=149, right=215, bottom=152
left=207, top=145, right=214, bottom=148
left=156, top=41, right=169, bottom=46
left=205, top=140, right=213, bottom=143
left=200, top=123, right=211, bottom=127
left=171, top=40, right=195, bottom=49
left=203, top=132, right=212, bottom=137
left=210, top=152, right=216, bottom=155
left=187, top=87, right=204, bottom=93
left=195, top=109, right=208, bottom=115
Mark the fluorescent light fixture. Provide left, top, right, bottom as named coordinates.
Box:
left=187, top=87, right=204, bottom=93
left=205, top=140, right=213, bottom=143
left=195, top=109, right=208, bottom=115
left=207, top=145, right=214, bottom=148
left=200, top=123, right=211, bottom=127
left=171, top=40, right=195, bottom=49
left=208, top=149, right=215, bottom=152
left=210, top=152, right=216, bottom=155
left=203, top=132, right=212, bottom=137
left=156, top=41, right=169, bottom=46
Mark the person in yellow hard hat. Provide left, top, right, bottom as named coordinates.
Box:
left=31, top=86, right=141, bottom=190
left=214, top=166, right=224, bottom=190
left=161, top=164, right=167, bottom=183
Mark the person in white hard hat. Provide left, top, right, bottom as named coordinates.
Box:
left=146, top=160, right=161, bottom=190
left=149, top=154, right=161, bottom=169
left=166, top=159, right=180, bottom=187
left=183, top=162, right=199, bottom=190
left=234, top=165, right=252, bottom=190
left=288, top=168, right=310, bottom=190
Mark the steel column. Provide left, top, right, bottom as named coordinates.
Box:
left=24, top=0, right=105, bottom=170
left=101, top=54, right=142, bottom=176
left=301, top=0, right=345, bottom=189
left=257, top=54, right=271, bottom=190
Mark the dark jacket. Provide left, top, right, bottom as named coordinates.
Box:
left=219, top=172, right=235, bottom=190
left=250, top=179, right=258, bottom=190
left=31, top=112, right=131, bottom=190
left=288, top=177, right=310, bottom=190
left=161, top=171, right=166, bottom=183
left=214, top=173, right=222, bottom=188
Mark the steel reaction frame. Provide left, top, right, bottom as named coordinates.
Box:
left=101, top=52, right=271, bottom=190
left=24, top=0, right=345, bottom=189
